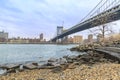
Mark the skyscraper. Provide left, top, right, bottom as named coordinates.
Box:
left=40, top=33, right=43, bottom=41
left=0, top=31, right=8, bottom=42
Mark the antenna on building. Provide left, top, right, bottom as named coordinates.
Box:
left=62, top=21, right=64, bottom=27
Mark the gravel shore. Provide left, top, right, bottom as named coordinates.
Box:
left=0, top=63, right=120, bottom=80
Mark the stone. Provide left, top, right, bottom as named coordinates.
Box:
left=52, top=62, right=60, bottom=67
left=68, top=55, right=77, bottom=60
left=67, top=59, right=73, bottom=63
left=19, top=65, right=24, bottom=71
left=38, top=62, right=57, bottom=69
left=38, top=65, right=56, bottom=69
left=36, top=79, right=45, bottom=80
left=32, top=62, right=38, bottom=66
left=68, top=63, right=76, bottom=69
left=0, top=69, right=7, bottom=76
left=7, top=68, right=16, bottom=73
left=57, top=58, right=67, bottom=65
left=23, top=63, right=37, bottom=70
left=80, top=56, right=91, bottom=62
left=63, top=55, right=68, bottom=59
left=51, top=66, right=62, bottom=73
left=73, top=62, right=79, bottom=65
left=42, top=62, right=54, bottom=66
left=0, top=64, right=20, bottom=70
left=48, top=58, right=57, bottom=62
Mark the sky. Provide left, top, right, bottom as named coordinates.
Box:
left=0, top=0, right=120, bottom=40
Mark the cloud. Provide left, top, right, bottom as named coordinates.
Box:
left=0, top=0, right=119, bottom=40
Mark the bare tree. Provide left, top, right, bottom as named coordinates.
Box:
left=89, top=14, right=115, bottom=42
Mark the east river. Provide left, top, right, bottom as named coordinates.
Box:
left=0, top=44, right=84, bottom=64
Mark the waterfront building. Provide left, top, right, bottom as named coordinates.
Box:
left=0, top=31, right=8, bottom=42
left=73, top=35, right=83, bottom=43
left=9, top=39, right=29, bottom=44
left=68, top=37, right=73, bottom=43
left=40, top=33, right=43, bottom=41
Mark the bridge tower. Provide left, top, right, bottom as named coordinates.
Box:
left=56, top=26, right=63, bottom=43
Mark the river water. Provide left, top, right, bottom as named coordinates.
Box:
left=0, top=44, right=84, bottom=64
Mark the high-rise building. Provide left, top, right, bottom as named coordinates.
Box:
left=88, top=34, right=93, bottom=43
left=40, top=33, right=43, bottom=41
left=73, top=35, right=83, bottom=43
left=0, top=31, right=8, bottom=42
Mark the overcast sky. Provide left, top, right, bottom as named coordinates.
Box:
left=0, top=0, right=120, bottom=40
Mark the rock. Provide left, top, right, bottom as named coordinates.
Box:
left=63, top=55, right=68, bottom=59
left=68, top=55, right=77, bottom=60
left=32, top=62, right=38, bottom=66
left=7, top=68, right=16, bottom=73
left=0, top=64, right=20, bottom=70
left=56, top=58, right=67, bottom=65
left=48, top=58, right=57, bottom=62
left=38, top=62, right=57, bottom=69
left=19, top=65, right=24, bottom=71
left=92, top=57, right=100, bottom=62
left=38, top=65, right=56, bottom=69
left=99, top=58, right=108, bottom=62
left=67, top=59, right=73, bottom=63
left=80, top=56, right=92, bottom=62
left=73, top=62, right=79, bottom=65
left=61, top=64, right=69, bottom=70
left=36, top=79, right=45, bottom=80
left=68, top=63, right=76, bottom=69
left=52, top=62, right=60, bottom=67
left=23, top=63, right=37, bottom=70
left=77, top=55, right=82, bottom=58
left=0, top=69, right=7, bottom=76
left=70, top=47, right=77, bottom=51
left=51, top=66, right=62, bottom=73
left=42, top=62, right=54, bottom=66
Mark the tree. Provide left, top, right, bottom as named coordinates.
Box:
left=89, top=13, right=115, bottom=42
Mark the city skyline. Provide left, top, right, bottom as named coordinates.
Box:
left=0, top=0, right=120, bottom=40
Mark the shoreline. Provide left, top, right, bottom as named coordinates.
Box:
left=0, top=48, right=120, bottom=79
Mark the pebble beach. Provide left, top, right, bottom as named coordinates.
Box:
left=0, top=43, right=120, bottom=80
left=0, top=63, right=119, bottom=80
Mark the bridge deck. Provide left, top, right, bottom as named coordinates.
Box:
left=51, top=5, right=120, bottom=41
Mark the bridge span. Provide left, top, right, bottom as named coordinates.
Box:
left=51, top=4, right=120, bottom=42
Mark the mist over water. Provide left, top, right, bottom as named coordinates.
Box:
left=0, top=44, right=83, bottom=64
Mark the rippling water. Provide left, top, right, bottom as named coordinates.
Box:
left=0, top=44, right=83, bottom=64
